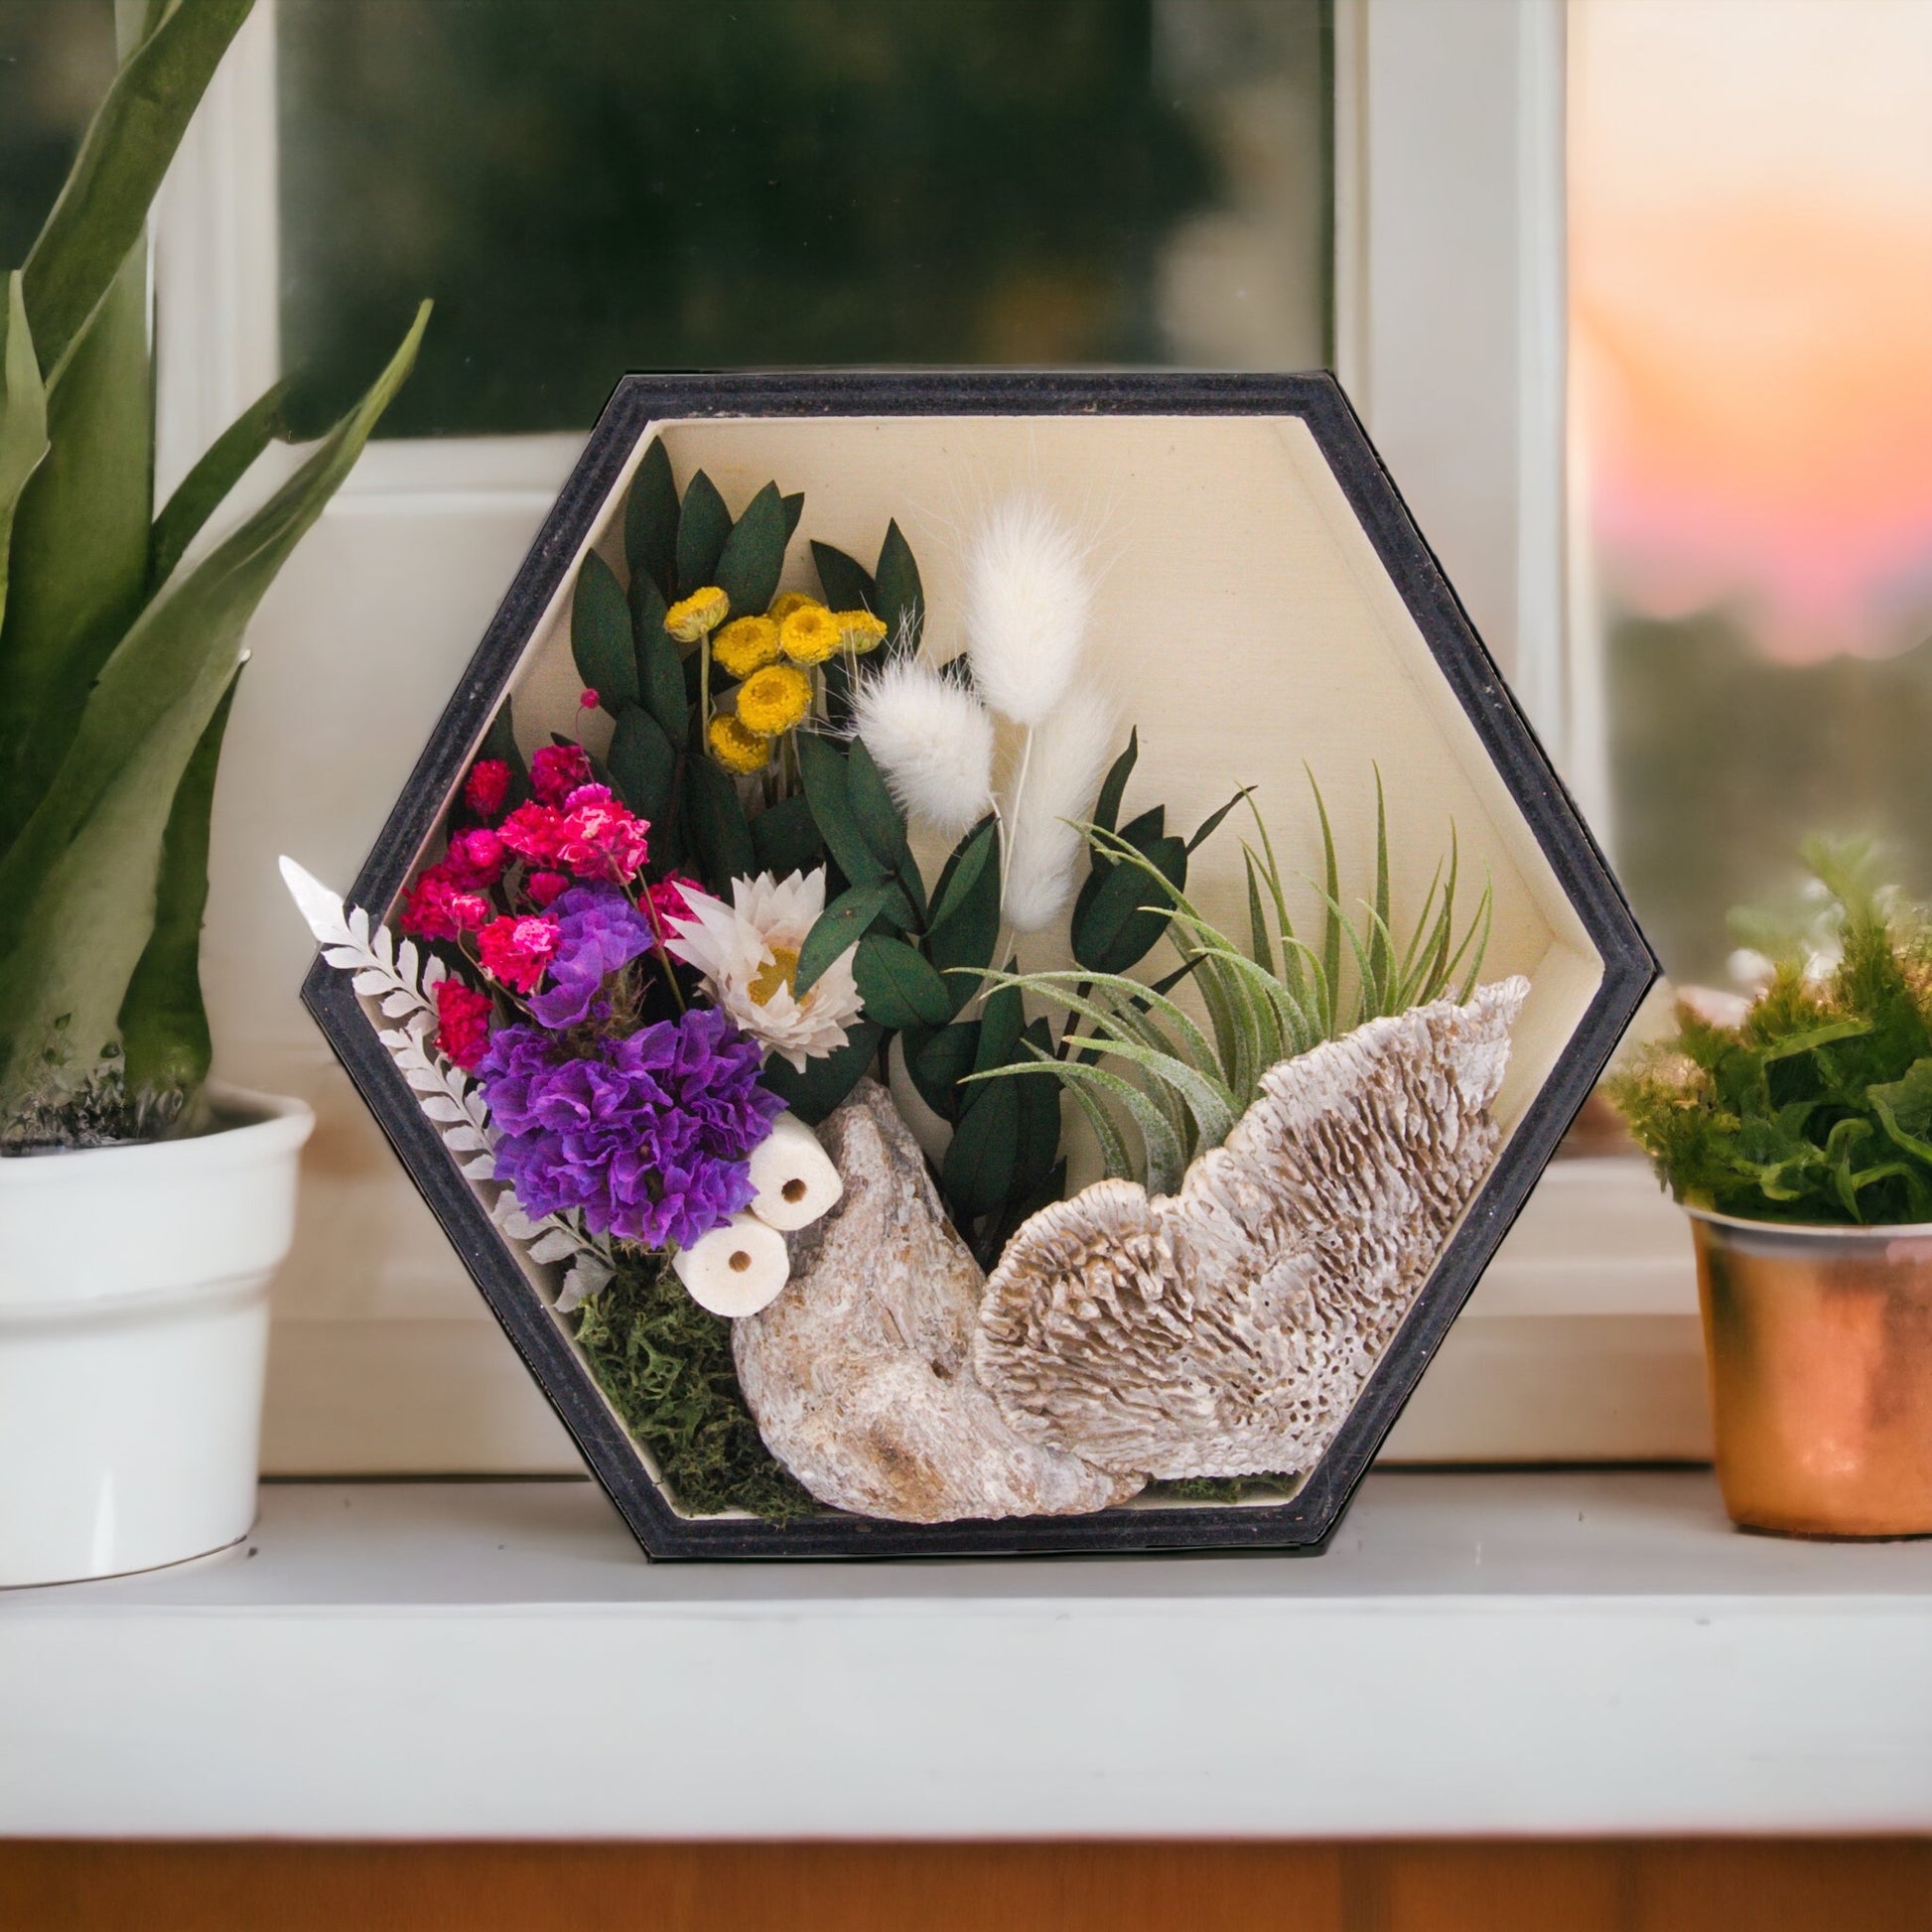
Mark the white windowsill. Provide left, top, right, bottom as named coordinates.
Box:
left=8, top=1469, right=1931, bottom=1841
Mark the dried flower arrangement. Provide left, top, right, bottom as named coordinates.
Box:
left=291, top=439, right=1530, bottom=1530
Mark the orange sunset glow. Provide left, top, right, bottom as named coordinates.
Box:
left=1572, top=0, right=1932, bottom=664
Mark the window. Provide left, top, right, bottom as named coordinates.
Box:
left=0, top=0, right=115, bottom=267
left=1571, top=0, right=1932, bottom=982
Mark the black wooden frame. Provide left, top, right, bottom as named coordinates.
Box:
left=302, top=371, right=1658, bottom=1560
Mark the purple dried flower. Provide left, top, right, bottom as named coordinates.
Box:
left=479, top=1006, right=783, bottom=1250
left=525, top=884, right=656, bottom=1030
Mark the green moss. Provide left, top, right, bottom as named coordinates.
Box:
left=1157, top=1474, right=1297, bottom=1504
left=574, top=1248, right=818, bottom=1523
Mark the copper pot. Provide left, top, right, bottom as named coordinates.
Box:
left=1689, top=1207, right=1932, bottom=1537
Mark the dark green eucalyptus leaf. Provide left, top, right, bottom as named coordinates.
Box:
left=623, top=437, right=678, bottom=602
left=810, top=539, right=877, bottom=615
left=1072, top=833, right=1186, bottom=974
left=752, top=793, right=824, bottom=877
left=1187, top=784, right=1253, bottom=855
left=797, top=732, right=886, bottom=887
left=844, top=735, right=910, bottom=873
left=1093, top=727, right=1138, bottom=837
left=796, top=880, right=901, bottom=996
left=606, top=705, right=677, bottom=823
left=874, top=518, right=923, bottom=648
left=675, top=469, right=731, bottom=599
left=928, top=815, right=997, bottom=930
left=909, top=1019, right=980, bottom=1121
left=1013, top=1016, right=1063, bottom=1191
left=927, top=820, right=1002, bottom=1012
left=974, top=979, right=1025, bottom=1080
left=943, top=1076, right=1020, bottom=1216
left=821, top=652, right=854, bottom=734
left=713, top=481, right=789, bottom=619
left=478, top=700, right=529, bottom=801
left=571, top=550, right=638, bottom=712
left=1118, top=802, right=1168, bottom=851
left=684, top=752, right=757, bottom=892
left=628, top=571, right=687, bottom=742
left=761, top=1020, right=881, bottom=1127
left=854, top=934, right=951, bottom=1031
left=781, top=490, right=804, bottom=540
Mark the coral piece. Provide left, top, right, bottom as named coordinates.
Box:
left=974, top=979, right=1530, bottom=1481
left=733, top=1081, right=1141, bottom=1523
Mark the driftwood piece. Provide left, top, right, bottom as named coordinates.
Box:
left=733, top=1080, right=1139, bottom=1523
left=972, top=979, right=1529, bottom=1481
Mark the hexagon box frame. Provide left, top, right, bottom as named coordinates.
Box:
left=302, top=372, right=1655, bottom=1561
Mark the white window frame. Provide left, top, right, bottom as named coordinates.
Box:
left=153, top=0, right=1703, bottom=1475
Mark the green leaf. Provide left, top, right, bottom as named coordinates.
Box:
left=843, top=734, right=910, bottom=874
left=1013, top=1015, right=1063, bottom=1189
left=0, top=301, right=428, bottom=1116
left=1092, top=728, right=1137, bottom=838
left=712, top=481, right=789, bottom=619
left=929, top=815, right=997, bottom=931
left=1368, top=765, right=1391, bottom=1005
left=1309, top=766, right=1342, bottom=1014
left=780, top=491, right=804, bottom=540
left=974, top=979, right=1025, bottom=1078
left=908, top=1019, right=980, bottom=1121
left=674, top=469, right=731, bottom=600
left=970, top=1052, right=1185, bottom=1197
left=628, top=570, right=687, bottom=743
left=606, top=705, right=677, bottom=823
left=927, top=820, right=1002, bottom=1013
left=0, top=273, right=49, bottom=643
left=116, top=667, right=238, bottom=1108
left=810, top=539, right=877, bottom=615
left=623, top=437, right=678, bottom=602
left=797, top=733, right=886, bottom=887
left=683, top=751, right=757, bottom=893
left=874, top=519, right=923, bottom=647
left=760, top=1020, right=881, bottom=1127
left=943, top=1075, right=1020, bottom=1216
left=752, top=793, right=824, bottom=877
left=0, top=244, right=152, bottom=845
left=1059, top=1057, right=1134, bottom=1180
left=796, top=881, right=899, bottom=997
left=478, top=699, right=528, bottom=802
left=22, top=0, right=252, bottom=384
left=147, top=379, right=288, bottom=593
left=854, top=934, right=952, bottom=1031
left=570, top=550, right=638, bottom=713
left=1071, top=833, right=1186, bottom=974
left=1187, top=784, right=1254, bottom=856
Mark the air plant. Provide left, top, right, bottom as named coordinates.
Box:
left=967, top=771, right=1493, bottom=1194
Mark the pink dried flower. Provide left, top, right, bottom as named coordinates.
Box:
left=464, top=759, right=510, bottom=820
left=400, top=866, right=493, bottom=941
left=647, top=874, right=701, bottom=926
left=444, top=827, right=505, bottom=889
left=580, top=688, right=601, bottom=710
left=477, top=914, right=560, bottom=994
left=525, top=870, right=570, bottom=908
left=531, top=742, right=594, bottom=806
left=433, top=978, right=493, bottom=1071
left=498, top=801, right=566, bottom=865
left=556, top=795, right=649, bottom=882
left=564, top=782, right=613, bottom=810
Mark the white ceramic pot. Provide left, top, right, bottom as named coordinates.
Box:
left=0, top=1087, right=313, bottom=1587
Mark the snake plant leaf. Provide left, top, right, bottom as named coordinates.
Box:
left=0, top=301, right=427, bottom=1117
left=0, top=273, right=49, bottom=642
left=0, top=248, right=153, bottom=846
left=22, top=0, right=253, bottom=386
left=808, top=539, right=877, bottom=615
left=571, top=550, right=638, bottom=713
left=622, top=436, right=678, bottom=603
left=674, top=469, right=731, bottom=599
left=116, top=668, right=238, bottom=1106
left=712, top=481, right=789, bottom=620
left=148, top=378, right=289, bottom=592
left=873, top=519, right=923, bottom=649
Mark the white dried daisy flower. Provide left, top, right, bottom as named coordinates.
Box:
left=663, top=868, right=863, bottom=1073
left=963, top=493, right=1094, bottom=728
left=851, top=656, right=996, bottom=841
left=1003, top=693, right=1120, bottom=933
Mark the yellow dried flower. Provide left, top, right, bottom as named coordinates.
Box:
left=666, top=585, right=729, bottom=642
left=835, top=609, right=889, bottom=654
left=707, top=711, right=772, bottom=774
left=736, top=662, right=814, bottom=736
left=778, top=604, right=843, bottom=666
left=713, top=615, right=781, bottom=678
left=767, top=592, right=823, bottom=624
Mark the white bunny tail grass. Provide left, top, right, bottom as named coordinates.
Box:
left=963, top=493, right=1095, bottom=728
left=1003, top=692, right=1120, bottom=933
left=851, top=655, right=997, bottom=842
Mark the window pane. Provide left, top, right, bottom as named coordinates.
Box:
left=1571, top=0, right=1932, bottom=981
left=277, top=0, right=1331, bottom=438
left=0, top=0, right=116, bottom=270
